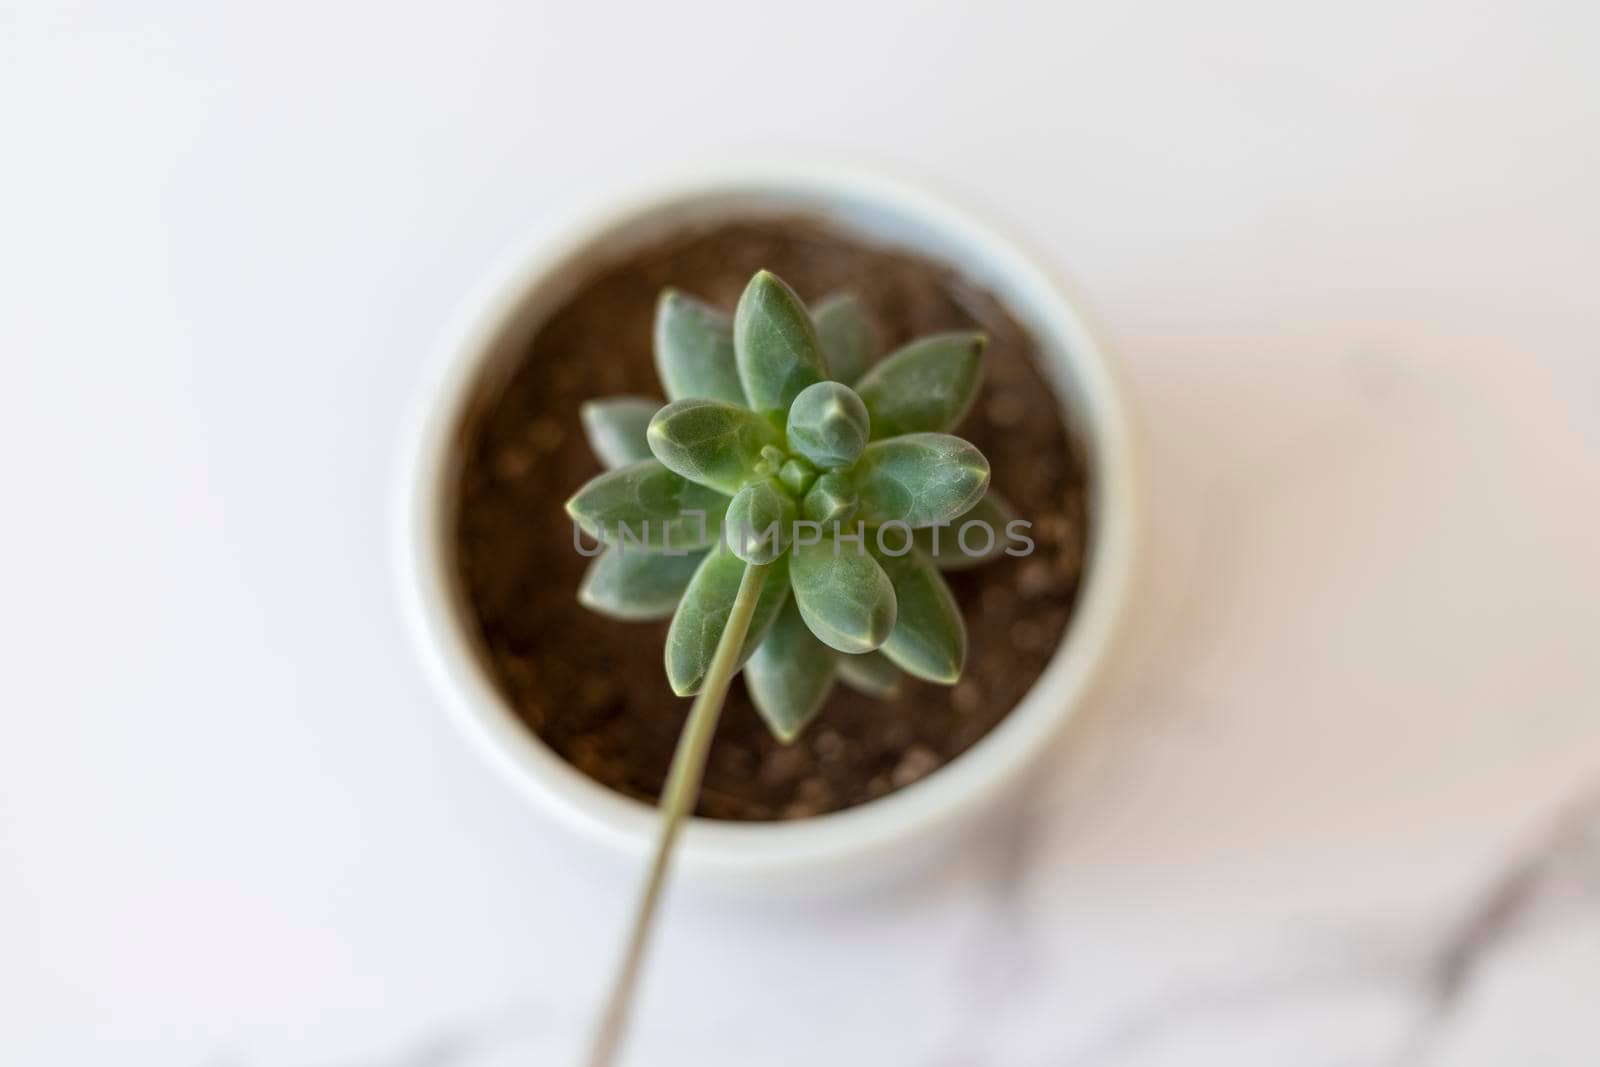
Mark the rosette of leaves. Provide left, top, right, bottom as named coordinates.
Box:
left=568, top=269, right=1015, bottom=742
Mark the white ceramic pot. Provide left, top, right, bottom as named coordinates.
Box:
left=397, top=165, right=1140, bottom=893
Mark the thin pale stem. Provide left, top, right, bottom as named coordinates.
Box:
left=585, top=560, right=770, bottom=1067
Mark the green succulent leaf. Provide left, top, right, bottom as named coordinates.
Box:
left=834, top=650, right=903, bottom=699
left=801, top=471, right=858, bottom=525
left=579, top=545, right=705, bottom=620
left=870, top=545, right=966, bottom=684
left=654, top=289, right=746, bottom=405
left=913, top=488, right=1018, bottom=570
left=579, top=396, right=658, bottom=469
left=852, top=434, right=990, bottom=529
left=647, top=398, right=784, bottom=496
left=664, top=550, right=790, bottom=696
left=785, top=380, right=870, bottom=470
left=855, top=332, right=985, bottom=438
left=812, top=292, right=876, bottom=385
left=790, top=535, right=898, bottom=654
left=566, top=460, right=730, bottom=551
left=778, top=456, right=817, bottom=497
left=744, top=599, right=836, bottom=742
left=724, top=478, right=797, bottom=565
left=733, top=270, right=827, bottom=417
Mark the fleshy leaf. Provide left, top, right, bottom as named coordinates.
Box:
left=912, top=488, right=1018, bottom=570
left=800, top=471, right=858, bottom=525
left=854, top=332, right=985, bottom=438
left=647, top=398, right=784, bottom=496
left=744, top=599, right=836, bottom=742
left=579, top=546, right=705, bottom=620
left=724, top=478, right=796, bottom=565
left=778, top=456, right=817, bottom=497
left=852, top=434, right=990, bottom=529
left=834, top=650, right=903, bottom=699
left=785, top=380, right=870, bottom=470
left=871, top=545, right=966, bottom=684
left=733, top=270, right=827, bottom=417
left=812, top=293, right=876, bottom=385
left=664, top=549, right=790, bottom=696
left=579, top=396, right=658, bottom=469
left=654, top=289, right=746, bottom=405
left=566, top=460, right=730, bottom=552
left=790, top=535, right=897, bottom=654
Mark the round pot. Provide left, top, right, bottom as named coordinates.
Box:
left=396, top=165, right=1140, bottom=893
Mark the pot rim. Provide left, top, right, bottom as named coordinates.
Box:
left=395, top=162, right=1142, bottom=884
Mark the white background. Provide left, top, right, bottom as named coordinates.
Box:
left=3, top=2, right=1598, bottom=1064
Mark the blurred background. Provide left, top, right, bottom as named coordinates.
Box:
left=2, top=2, right=1597, bottom=1064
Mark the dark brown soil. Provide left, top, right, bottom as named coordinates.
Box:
left=451, top=219, right=1088, bottom=820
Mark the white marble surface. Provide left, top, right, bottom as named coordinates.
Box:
left=3, top=2, right=1598, bottom=1064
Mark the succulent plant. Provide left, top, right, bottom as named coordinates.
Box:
left=568, top=269, right=1017, bottom=742
left=571, top=269, right=1019, bottom=1066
